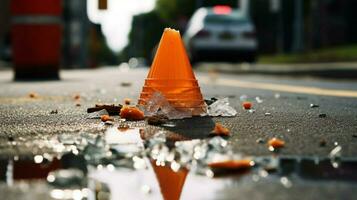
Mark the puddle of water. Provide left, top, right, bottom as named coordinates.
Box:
left=2, top=124, right=357, bottom=200
left=279, top=157, right=357, bottom=181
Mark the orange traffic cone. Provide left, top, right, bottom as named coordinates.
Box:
left=138, top=28, right=206, bottom=115
left=151, top=162, right=188, bottom=200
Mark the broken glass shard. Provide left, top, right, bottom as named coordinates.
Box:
left=142, top=92, right=191, bottom=119
left=47, top=169, right=85, bottom=188
left=86, top=109, right=109, bottom=119
left=207, top=98, right=237, bottom=117
left=255, top=96, right=263, bottom=103
left=329, top=145, right=342, bottom=168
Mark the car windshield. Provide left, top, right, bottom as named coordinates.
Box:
left=204, top=14, right=249, bottom=25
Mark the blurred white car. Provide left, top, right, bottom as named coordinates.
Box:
left=184, top=6, right=258, bottom=63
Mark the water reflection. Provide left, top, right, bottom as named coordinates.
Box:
left=151, top=162, right=188, bottom=200
left=1, top=124, right=357, bottom=199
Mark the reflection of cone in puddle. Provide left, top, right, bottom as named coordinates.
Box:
left=151, top=162, right=188, bottom=200
left=138, top=28, right=206, bottom=115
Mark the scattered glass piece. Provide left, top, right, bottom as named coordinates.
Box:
left=329, top=145, right=342, bottom=168
left=207, top=98, right=237, bottom=117
left=142, top=92, right=192, bottom=119
left=86, top=109, right=109, bottom=119
left=310, top=103, right=319, bottom=108
left=255, top=97, right=263, bottom=103
left=280, top=176, right=292, bottom=188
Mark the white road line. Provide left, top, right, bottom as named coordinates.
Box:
left=199, top=77, right=357, bottom=98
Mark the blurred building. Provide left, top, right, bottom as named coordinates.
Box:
left=0, top=0, right=11, bottom=62
left=249, top=0, right=357, bottom=54
left=62, top=0, right=90, bottom=68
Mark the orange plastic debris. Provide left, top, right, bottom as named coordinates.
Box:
left=208, top=159, right=253, bottom=170
left=73, top=94, right=81, bottom=100
left=151, top=161, right=188, bottom=200
left=242, top=101, right=252, bottom=110
left=120, top=106, right=144, bottom=121
left=100, top=114, right=113, bottom=122
left=211, top=123, right=230, bottom=136
left=268, top=137, right=285, bottom=149
left=138, top=28, right=206, bottom=116
left=28, top=92, right=38, bottom=98
left=124, top=98, right=131, bottom=105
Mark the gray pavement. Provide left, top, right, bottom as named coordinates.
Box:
left=1, top=67, right=357, bottom=199
left=1, top=67, right=357, bottom=157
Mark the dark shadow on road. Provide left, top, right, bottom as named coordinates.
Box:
left=162, top=116, right=216, bottom=140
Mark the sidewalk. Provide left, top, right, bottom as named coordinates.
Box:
left=196, top=62, right=357, bottom=79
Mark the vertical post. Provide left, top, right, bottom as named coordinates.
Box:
left=276, top=0, right=284, bottom=53
left=239, top=0, right=249, bottom=17
left=270, top=0, right=284, bottom=53
left=79, top=0, right=89, bottom=68
left=293, top=0, right=304, bottom=52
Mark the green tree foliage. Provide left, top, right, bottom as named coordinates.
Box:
left=121, top=11, right=168, bottom=62
left=89, top=24, right=118, bottom=66
left=155, top=0, right=196, bottom=25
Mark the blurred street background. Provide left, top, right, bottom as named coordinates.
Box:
left=1, top=0, right=357, bottom=200
left=1, top=0, right=357, bottom=72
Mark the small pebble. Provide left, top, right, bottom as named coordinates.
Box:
left=120, top=82, right=132, bottom=87
left=319, top=139, right=327, bottom=147
left=318, top=113, right=327, bottom=118
left=8, top=136, right=14, bottom=142
left=50, top=110, right=58, bottom=114
left=264, top=112, right=271, bottom=116
left=256, top=138, right=264, bottom=144
left=297, top=96, right=307, bottom=100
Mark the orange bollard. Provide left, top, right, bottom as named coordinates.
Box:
left=151, top=162, right=188, bottom=200
left=138, top=28, right=206, bottom=115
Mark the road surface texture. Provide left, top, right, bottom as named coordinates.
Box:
left=1, top=66, right=357, bottom=199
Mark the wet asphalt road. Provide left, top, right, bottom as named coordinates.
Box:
left=0, top=68, right=357, bottom=157
left=1, top=66, right=357, bottom=199
left=0, top=67, right=357, bottom=158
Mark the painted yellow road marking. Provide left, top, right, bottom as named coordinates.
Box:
left=200, top=77, right=357, bottom=98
